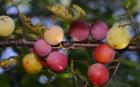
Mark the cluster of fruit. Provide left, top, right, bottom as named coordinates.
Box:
left=69, top=20, right=130, bottom=85
left=0, top=15, right=131, bottom=86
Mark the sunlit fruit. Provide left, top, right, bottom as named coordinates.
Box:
left=46, top=51, right=67, bottom=72
left=44, top=25, right=64, bottom=45
left=0, top=16, right=15, bottom=36
left=69, top=20, right=90, bottom=41
left=107, top=25, right=130, bottom=49
left=22, top=53, right=42, bottom=74
left=34, top=39, right=52, bottom=57
left=91, top=21, right=108, bottom=40
left=93, top=44, right=115, bottom=64
left=87, top=63, right=109, bottom=85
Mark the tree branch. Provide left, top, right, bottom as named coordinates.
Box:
left=0, top=39, right=139, bottom=50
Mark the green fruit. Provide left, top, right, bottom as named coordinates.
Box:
left=107, top=26, right=130, bottom=49
left=22, top=53, right=42, bottom=74
left=0, top=16, right=15, bottom=36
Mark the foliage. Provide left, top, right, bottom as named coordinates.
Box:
left=0, top=0, right=140, bottom=87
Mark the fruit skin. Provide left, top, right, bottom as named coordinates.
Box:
left=87, top=63, right=109, bottom=85
left=107, top=26, right=130, bottom=49
left=46, top=51, right=67, bottom=72
left=22, top=53, right=42, bottom=74
left=93, top=44, right=115, bottom=64
left=34, top=39, right=52, bottom=57
left=44, top=25, right=64, bottom=45
left=91, top=21, right=108, bottom=40
left=0, top=16, right=15, bottom=36
left=69, top=20, right=90, bottom=41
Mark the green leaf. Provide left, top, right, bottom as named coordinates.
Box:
left=21, top=74, right=44, bottom=87
left=21, top=14, right=45, bottom=35
left=0, top=74, right=10, bottom=87
left=47, top=4, right=73, bottom=21
left=121, top=59, right=140, bottom=67
left=125, top=0, right=131, bottom=8
left=74, top=61, right=88, bottom=76
left=68, top=49, right=89, bottom=61
left=48, top=78, right=73, bottom=87
left=71, top=4, right=86, bottom=20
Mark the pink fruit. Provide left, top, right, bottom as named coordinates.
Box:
left=34, top=39, right=52, bottom=57
left=93, top=44, right=115, bottom=64
left=87, top=63, right=109, bottom=85
left=91, top=21, right=108, bottom=40
left=69, top=20, right=90, bottom=41
left=46, top=51, right=67, bottom=72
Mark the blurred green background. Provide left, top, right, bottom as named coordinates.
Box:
left=0, top=0, right=140, bottom=87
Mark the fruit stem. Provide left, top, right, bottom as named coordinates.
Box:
left=104, top=58, right=121, bottom=87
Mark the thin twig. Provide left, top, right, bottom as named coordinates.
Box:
left=71, top=60, right=79, bottom=87
left=125, top=8, right=139, bottom=40
left=11, top=0, right=27, bottom=39
left=104, top=58, right=121, bottom=87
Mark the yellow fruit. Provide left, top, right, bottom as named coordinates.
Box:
left=107, top=26, right=130, bottom=49
left=0, top=16, right=15, bottom=36
left=22, top=53, right=42, bottom=74
left=44, top=25, right=64, bottom=45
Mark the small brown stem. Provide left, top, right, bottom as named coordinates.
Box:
left=11, top=0, right=27, bottom=39
left=125, top=8, right=139, bottom=40
left=108, top=66, right=117, bottom=69
left=104, top=58, right=121, bottom=87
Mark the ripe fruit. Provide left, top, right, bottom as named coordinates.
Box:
left=107, top=25, right=130, bottom=49
left=22, top=53, right=42, bottom=74
left=44, top=25, right=64, bottom=45
left=93, top=44, right=115, bottom=64
left=87, top=63, right=109, bottom=85
left=46, top=51, right=67, bottom=72
left=0, top=16, right=15, bottom=36
left=91, top=21, right=108, bottom=40
left=34, top=39, right=52, bottom=57
left=69, top=20, right=90, bottom=41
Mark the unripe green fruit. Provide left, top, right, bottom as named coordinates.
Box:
left=0, top=16, right=15, bottom=36
left=44, top=25, right=64, bottom=45
left=22, top=53, right=42, bottom=74
left=107, top=26, right=130, bottom=49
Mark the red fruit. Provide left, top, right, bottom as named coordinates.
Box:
left=94, top=44, right=115, bottom=64
left=46, top=51, right=67, bottom=72
left=87, top=63, right=109, bottom=85
left=34, top=39, right=52, bottom=57
left=69, top=20, right=90, bottom=41
left=91, top=21, right=108, bottom=40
